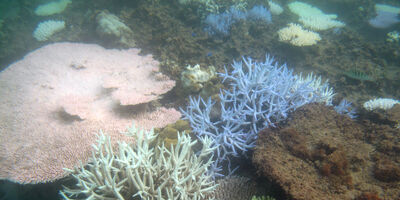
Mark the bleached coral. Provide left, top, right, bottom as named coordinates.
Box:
left=181, top=64, right=215, bottom=92
left=288, top=1, right=345, bottom=30
left=369, top=4, right=400, bottom=28
left=295, top=72, right=334, bottom=105
left=363, top=98, right=400, bottom=111
left=96, top=11, right=135, bottom=47
left=34, top=0, right=71, bottom=16
left=182, top=55, right=334, bottom=171
left=33, top=20, right=65, bottom=41
left=0, top=43, right=179, bottom=184
left=278, top=23, right=321, bottom=46
left=61, top=124, right=217, bottom=200
left=268, top=0, right=283, bottom=15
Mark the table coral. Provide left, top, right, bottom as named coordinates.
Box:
left=0, top=42, right=180, bottom=184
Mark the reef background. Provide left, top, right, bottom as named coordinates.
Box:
left=1, top=0, right=400, bottom=105
left=1, top=0, right=400, bottom=199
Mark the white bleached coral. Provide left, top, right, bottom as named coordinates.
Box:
left=268, top=0, right=283, bottom=15
left=33, top=20, right=65, bottom=41
left=34, top=0, right=71, bottom=16
left=288, top=1, right=345, bottom=31
left=96, top=11, right=136, bottom=47
left=363, top=98, right=400, bottom=111
left=181, top=64, right=215, bottom=92
left=61, top=124, right=217, bottom=200
left=278, top=23, right=321, bottom=46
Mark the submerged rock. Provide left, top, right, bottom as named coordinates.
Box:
left=253, top=103, right=400, bottom=200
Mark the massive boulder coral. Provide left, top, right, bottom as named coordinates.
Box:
left=0, top=42, right=181, bottom=184
left=253, top=103, right=400, bottom=200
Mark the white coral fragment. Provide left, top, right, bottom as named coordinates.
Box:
left=363, top=98, right=400, bottom=111
left=33, top=20, right=65, bottom=41
left=34, top=0, right=71, bottom=16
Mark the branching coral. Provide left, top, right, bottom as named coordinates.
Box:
left=60, top=124, right=217, bottom=200
left=181, top=55, right=334, bottom=172
left=204, top=5, right=271, bottom=36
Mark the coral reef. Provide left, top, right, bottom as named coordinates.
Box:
left=182, top=55, right=334, bottom=172
left=253, top=103, right=400, bottom=199
left=61, top=124, right=216, bottom=200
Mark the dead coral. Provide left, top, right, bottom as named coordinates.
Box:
left=253, top=103, right=400, bottom=200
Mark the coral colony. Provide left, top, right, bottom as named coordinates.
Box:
left=61, top=125, right=216, bottom=199
left=334, top=99, right=357, bottom=119
left=369, top=4, right=400, bottom=29
left=0, top=43, right=180, bottom=184
left=204, top=5, right=271, bottom=36
left=182, top=55, right=335, bottom=173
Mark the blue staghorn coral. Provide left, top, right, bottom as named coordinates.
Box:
left=334, top=99, right=357, bottom=119
left=181, top=55, right=334, bottom=174
left=204, top=5, right=271, bottom=36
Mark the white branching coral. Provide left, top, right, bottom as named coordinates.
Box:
left=278, top=23, right=321, bottom=46
left=60, top=124, right=217, bottom=200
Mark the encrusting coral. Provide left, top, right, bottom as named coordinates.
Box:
left=60, top=124, right=217, bottom=200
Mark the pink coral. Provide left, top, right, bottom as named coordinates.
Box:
left=0, top=42, right=181, bottom=184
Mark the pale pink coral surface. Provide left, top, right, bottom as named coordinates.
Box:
left=0, top=42, right=181, bottom=184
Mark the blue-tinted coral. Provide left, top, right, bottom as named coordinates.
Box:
left=182, top=55, right=334, bottom=172
left=247, top=5, right=272, bottom=22
left=369, top=9, right=400, bottom=28
left=334, top=99, right=357, bottom=119
left=204, top=5, right=271, bottom=36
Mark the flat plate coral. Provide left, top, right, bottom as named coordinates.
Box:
left=0, top=42, right=181, bottom=184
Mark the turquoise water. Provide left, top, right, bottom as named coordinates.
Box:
left=0, top=0, right=399, bottom=199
